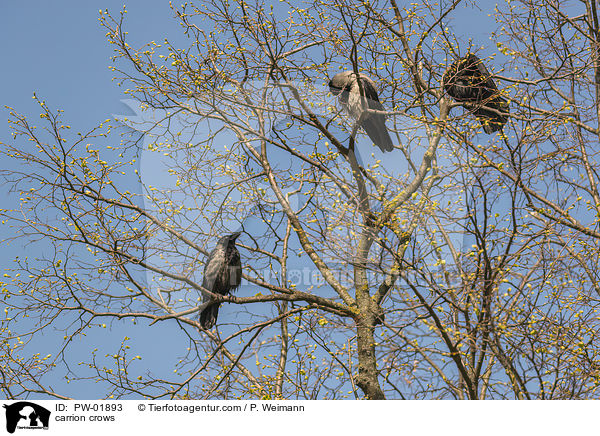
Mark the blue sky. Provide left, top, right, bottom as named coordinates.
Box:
left=0, top=2, right=192, bottom=399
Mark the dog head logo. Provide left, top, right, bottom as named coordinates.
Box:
left=3, top=402, right=50, bottom=433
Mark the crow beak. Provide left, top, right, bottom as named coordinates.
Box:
left=329, top=81, right=340, bottom=95
left=231, top=231, right=242, bottom=240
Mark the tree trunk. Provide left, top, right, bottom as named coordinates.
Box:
left=354, top=230, right=385, bottom=400
left=356, top=316, right=385, bottom=399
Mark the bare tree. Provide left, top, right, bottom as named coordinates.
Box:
left=2, top=0, right=600, bottom=400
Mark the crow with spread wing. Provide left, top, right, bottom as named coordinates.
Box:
left=442, top=54, right=509, bottom=134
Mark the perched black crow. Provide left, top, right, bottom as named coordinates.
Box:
left=329, top=71, right=394, bottom=152
left=442, top=54, right=509, bottom=134
left=199, top=231, right=242, bottom=329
